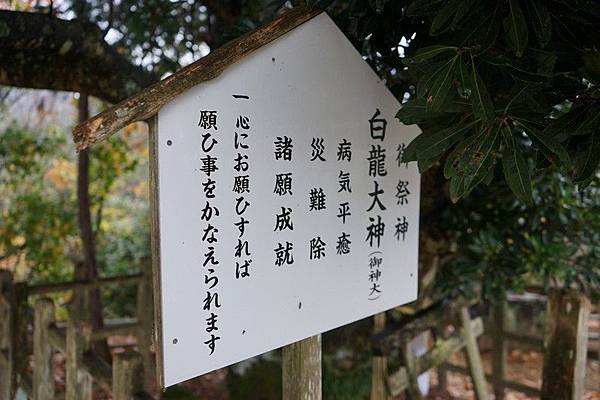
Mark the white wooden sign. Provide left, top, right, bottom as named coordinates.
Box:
left=156, top=12, right=421, bottom=387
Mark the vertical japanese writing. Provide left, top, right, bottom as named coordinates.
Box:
left=273, top=134, right=295, bottom=266
left=233, top=100, right=253, bottom=282
left=365, top=108, right=387, bottom=299
left=395, top=140, right=410, bottom=243
left=199, top=109, right=221, bottom=355
left=336, top=138, right=352, bottom=256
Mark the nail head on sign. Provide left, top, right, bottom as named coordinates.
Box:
left=167, top=139, right=173, bottom=146
left=172, top=338, right=178, bottom=344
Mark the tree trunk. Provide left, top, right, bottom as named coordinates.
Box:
left=76, top=93, right=111, bottom=361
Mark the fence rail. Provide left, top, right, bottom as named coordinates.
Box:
left=0, top=264, right=154, bottom=400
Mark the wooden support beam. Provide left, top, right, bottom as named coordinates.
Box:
left=137, top=257, right=155, bottom=390
left=0, top=270, right=13, bottom=400
left=90, top=320, right=140, bottom=340
left=541, top=289, right=590, bottom=400
left=27, top=273, right=143, bottom=295
left=33, top=299, right=55, bottom=400
left=148, top=115, right=165, bottom=389
left=460, top=307, right=489, bottom=400
left=491, top=302, right=507, bottom=400
left=370, top=313, right=390, bottom=400
left=282, top=335, right=322, bottom=400
left=66, top=320, right=92, bottom=400
left=113, top=352, right=144, bottom=400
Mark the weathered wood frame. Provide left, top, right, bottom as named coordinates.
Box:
left=73, top=7, right=321, bottom=152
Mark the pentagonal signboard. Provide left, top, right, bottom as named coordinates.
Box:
left=155, top=12, right=420, bottom=386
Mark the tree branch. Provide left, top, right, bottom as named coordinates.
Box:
left=0, top=10, right=158, bottom=103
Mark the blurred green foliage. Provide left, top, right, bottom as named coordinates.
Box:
left=0, top=118, right=149, bottom=317
left=438, top=171, right=600, bottom=300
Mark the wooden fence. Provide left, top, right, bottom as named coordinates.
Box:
left=371, top=301, right=490, bottom=400
left=0, top=261, right=154, bottom=400
left=372, top=289, right=596, bottom=400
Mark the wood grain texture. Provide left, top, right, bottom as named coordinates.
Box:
left=137, top=256, right=155, bottom=390
left=0, top=271, right=13, bottom=400
left=148, top=115, right=165, bottom=389
left=73, top=6, right=322, bottom=151
left=33, top=299, right=55, bottom=400
left=460, top=307, right=489, bottom=400
left=541, top=289, right=590, bottom=400
left=282, top=334, right=322, bottom=400
left=112, top=352, right=144, bottom=400
left=66, top=321, right=92, bottom=400
left=491, top=302, right=507, bottom=400
left=370, top=313, right=390, bottom=400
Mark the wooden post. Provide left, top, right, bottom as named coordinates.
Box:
left=33, top=299, right=55, bottom=400
left=137, top=256, right=155, bottom=389
left=0, top=271, right=14, bottom=400
left=401, top=341, right=423, bottom=400
left=282, top=335, right=322, bottom=400
left=437, top=363, right=447, bottom=392
left=541, top=289, right=590, bottom=400
left=148, top=115, right=165, bottom=389
left=66, top=320, right=92, bottom=400
left=433, top=325, right=447, bottom=392
left=460, top=307, right=489, bottom=400
left=370, top=312, right=389, bottom=400
left=113, top=351, right=144, bottom=400
left=491, top=302, right=507, bottom=400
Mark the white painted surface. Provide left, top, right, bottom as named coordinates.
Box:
left=157, top=13, right=421, bottom=387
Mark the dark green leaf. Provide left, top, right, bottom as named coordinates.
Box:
left=430, top=0, right=459, bottom=35
left=451, top=0, right=477, bottom=29
left=416, top=120, right=478, bottom=160
left=526, top=0, right=552, bottom=47
left=515, top=119, right=570, bottom=166
left=574, top=130, right=600, bottom=183
left=501, top=126, right=533, bottom=203
left=544, top=105, right=591, bottom=138
left=449, top=175, right=466, bottom=203
left=459, top=124, right=500, bottom=179
left=407, top=0, right=445, bottom=16
left=418, top=157, right=438, bottom=173
left=428, top=56, right=458, bottom=111
left=470, top=60, right=495, bottom=123
left=401, top=134, right=423, bottom=162
left=461, top=8, right=500, bottom=51
left=395, top=99, right=445, bottom=124
left=455, top=57, right=470, bottom=98
left=444, top=136, right=476, bottom=178
left=480, top=53, right=549, bottom=83
left=503, top=0, right=528, bottom=57
left=403, top=45, right=457, bottom=65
